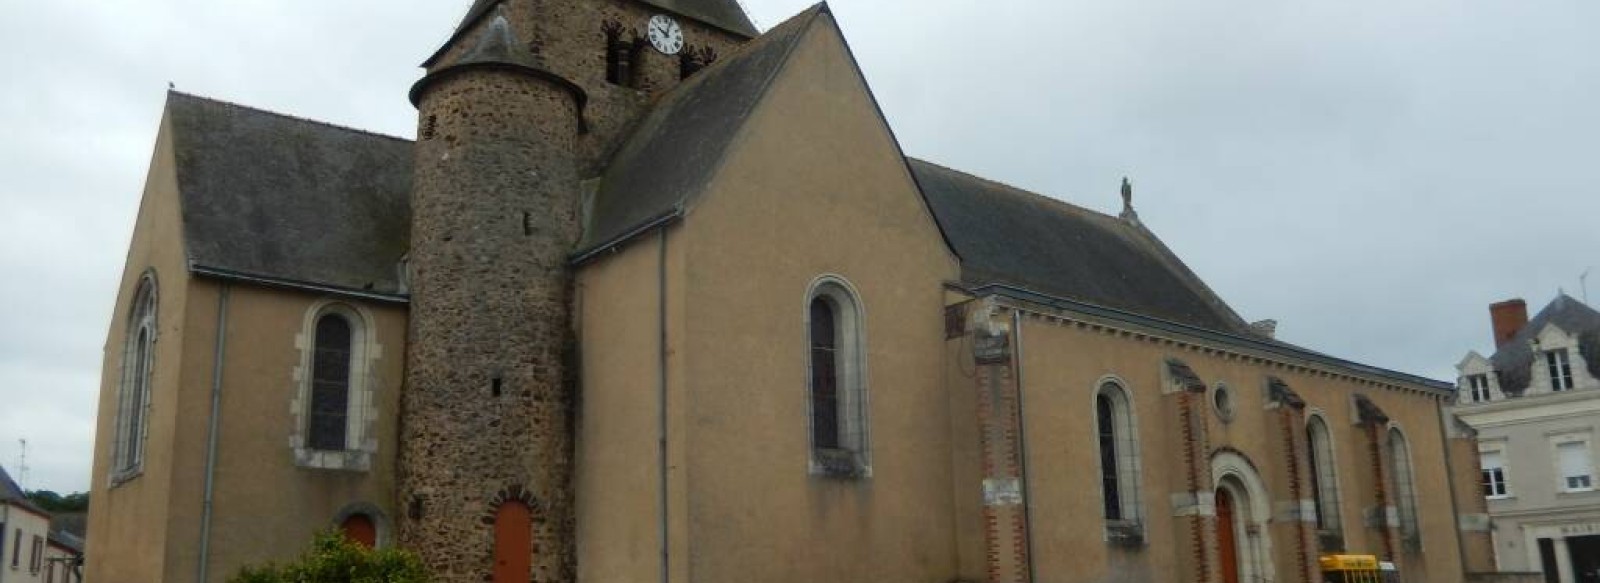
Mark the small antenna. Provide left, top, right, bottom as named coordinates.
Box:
left=17, top=438, right=28, bottom=491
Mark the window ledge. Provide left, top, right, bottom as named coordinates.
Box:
left=809, top=448, right=869, bottom=479
left=1104, top=521, right=1146, bottom=547
left=1486, top=495, right=1515, bottom=501
left=1558, top=488, right=1597, bottom=496
left=108, top=467, right=144, bottom=489
left=294, top=447, right=372, bottom=472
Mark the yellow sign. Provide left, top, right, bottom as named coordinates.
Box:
left=1319, top=554, right=1380, bottom=571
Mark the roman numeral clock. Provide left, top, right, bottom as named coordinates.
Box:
left=647, top=14, right=684, bottom=55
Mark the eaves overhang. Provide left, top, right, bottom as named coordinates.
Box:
left=966, top=282, right=1455, bottom=395
left=190, top=264, right=410, bottom=304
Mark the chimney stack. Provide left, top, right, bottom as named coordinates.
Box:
left=1490, top=299, right=1529, bottom=348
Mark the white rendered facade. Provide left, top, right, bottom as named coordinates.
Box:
left=1454, top=296, right=1600, bottom=583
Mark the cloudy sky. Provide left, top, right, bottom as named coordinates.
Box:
left=1, top=0, right=1595, bottom=493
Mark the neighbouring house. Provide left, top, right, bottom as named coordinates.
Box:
left=85, top=1, right=1493, bottom=582
left=1455, top=295, right=1600, bottom=583
left=1, top=467, right=53, bottom=583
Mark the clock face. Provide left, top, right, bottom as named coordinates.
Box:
left=647, top=14, right=684, bottom=55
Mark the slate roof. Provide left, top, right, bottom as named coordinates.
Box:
left=166, top=92, right=413, bottom=299
left=577, top=5, right=822, bottom=255
left=638, top=0, right=760, bottom=37
left=0, top=465, right=46, bottom=516
left=425, top=0, right=758, bottom=66
left=911, top=159, right=1250, bottom=334
left=1490, top=294, right=1600, bottom=369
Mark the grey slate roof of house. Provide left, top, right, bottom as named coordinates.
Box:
left=1490, top=294, right=1600, bottom=371
left=166, top=92, right=413, bottom=298
left=0, top=465, right=46, bottom=515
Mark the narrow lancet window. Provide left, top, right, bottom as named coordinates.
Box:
left=810, top=297, right=840, bottom=450
left=309, top=314, right=353, bottom=450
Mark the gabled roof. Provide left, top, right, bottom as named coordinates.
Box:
left=1490, top=294, right=1600, bottom=374
left=911, top=159, right=1250, bottom=334
left=165, top=92, right=414, bottom=299
left=0, top=465, right=46, bottom=516
left=577, top=5, right=824, bottom=256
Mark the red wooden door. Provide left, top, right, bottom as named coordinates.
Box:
left=493, top=501, right=533, bottom=583
left=340, top=514, right=376, bottom=548
left=1217, top=489, right=1240, bottom=583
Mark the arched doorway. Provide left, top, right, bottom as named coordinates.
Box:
left=1212, top=451, right=1274, bottom=583
left=340, top=513, right=376, bottom=548
left=493, top=500, right=533, bottom=583
left=1217, top=488, right=1241, bottom=583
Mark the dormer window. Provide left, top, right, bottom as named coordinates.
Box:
left=1465, top=374, right=1492, bottom=402
left=1546, top=349, right=1575, bottom=391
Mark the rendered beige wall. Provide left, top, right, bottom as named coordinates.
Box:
left=574, top=227, right=681, bottom=583
left=175, top=283, right=405, bottom=582
left=86, top=110, right=191, bottom=583
left=1010, top=309, right=1467, bottom=582
left=668, top=13, right=961, bottom=583
left=87, top=105, right=406, bottom=583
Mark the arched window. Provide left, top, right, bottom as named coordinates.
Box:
left=114, top=274, right=158, bottom=479
left=309, top=314, right=353, bottom=450
left=292, top=301, right=379, bottom=470
left=1094, top=381, right=1142, bottom=526
left=493, top=501, right=533, bottom=583
left=806, top=277, right=868, bottom=476
left=1388, top=428, right=1420, bottom=544
left=1306, top=415, right=1343, bottom=540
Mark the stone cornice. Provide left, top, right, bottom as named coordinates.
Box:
left=966, top=285, right=1453, bottom=399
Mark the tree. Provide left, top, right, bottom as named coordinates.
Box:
left=24, top=490, right=88, bottom=513
left=229, top=530, right=429, bottom=583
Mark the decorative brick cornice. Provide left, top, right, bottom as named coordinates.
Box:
left=981, top=298, right=1450, bottom=400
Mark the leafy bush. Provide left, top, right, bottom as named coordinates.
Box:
left=228, top=530, right=429, bottom=583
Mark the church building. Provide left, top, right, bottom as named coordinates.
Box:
left=85, top=1, right=1493, bottom=582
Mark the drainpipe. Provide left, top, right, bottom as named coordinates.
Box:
left=657, top=227, right=670, bottom=583
left=1010, top=309, right=1038, bottom=583
left=198, top=282, right=231, bottom=583
left=1435, top=399, right=1471, bottom=577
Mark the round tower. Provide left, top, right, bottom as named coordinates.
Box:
left=401, top=12, right=586, bottom=582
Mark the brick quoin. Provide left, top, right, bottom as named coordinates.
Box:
left=1365, top=423, right=1397, bottom=561
left=1177, top=391, right=1212, bottom=583
left=1278, top=407, right=1314, bottom=583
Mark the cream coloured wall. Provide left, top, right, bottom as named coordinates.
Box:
left=574, top=226, right=682, bottom=583
left=87, top=101, right=407, bottom=583
left=1005, top=305, right=1468, bottom=583
left=666, top=12, right=961, bottom=583
left=86, top=110, right=192, bottom=583
left=171, top=282, right=405, bottom=582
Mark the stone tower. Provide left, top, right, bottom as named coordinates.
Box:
left=401, top=1, right=753, bottom=581
left=402, top=11, right=586, bottom=583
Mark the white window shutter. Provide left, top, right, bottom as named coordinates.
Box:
left=1558, top=442, right=1591, bottom=481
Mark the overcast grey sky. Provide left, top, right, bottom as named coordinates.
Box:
left=1, top=0, right=1595, bottom=493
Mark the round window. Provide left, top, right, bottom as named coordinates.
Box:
left=1213, top=385, right=1236, bottom=422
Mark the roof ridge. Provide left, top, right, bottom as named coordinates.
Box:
left=909, top=157, right=1124, bottom=225
left=167, top=91, right=413, bottom=145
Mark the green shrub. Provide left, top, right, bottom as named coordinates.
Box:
left=227, top=530, right=429, bottom=583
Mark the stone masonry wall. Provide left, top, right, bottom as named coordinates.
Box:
left=432, top=0, right=751, bottom=177
left=402, top=67, right=582, bottom=582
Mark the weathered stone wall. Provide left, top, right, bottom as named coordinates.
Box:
left=402, top=67, right=581, bottom=582
left=431, top=0, right=751, bottom=177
